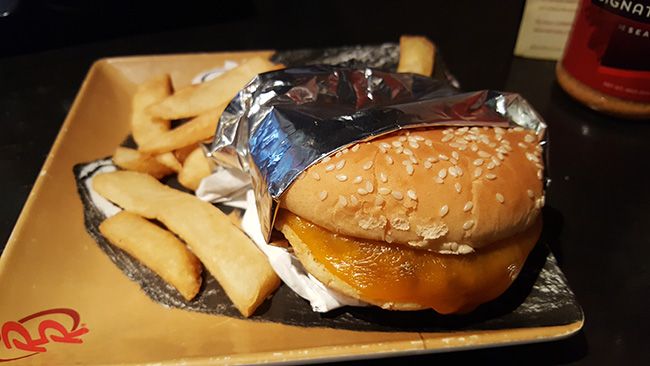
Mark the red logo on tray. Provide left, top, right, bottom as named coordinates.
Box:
left=0, top=308, right=89, bottom=362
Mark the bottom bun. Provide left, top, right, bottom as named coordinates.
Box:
left=275, top=210, right=542, bottom=314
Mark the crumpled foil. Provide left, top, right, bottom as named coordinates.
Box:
left=207, top=65, right=547, bottom=241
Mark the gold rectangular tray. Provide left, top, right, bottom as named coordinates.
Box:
left=0, top=51, right=582, bottom=365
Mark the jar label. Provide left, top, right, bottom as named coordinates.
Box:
left=561, top=0, right=650, bottom=102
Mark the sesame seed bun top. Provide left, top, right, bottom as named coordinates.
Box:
left=280, top=125, right=545, bottom=253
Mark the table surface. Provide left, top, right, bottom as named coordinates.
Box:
left=1, top=1, right=649, bottom=365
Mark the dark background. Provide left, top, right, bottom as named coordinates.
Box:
left=2, top=1, right=650, bottom=365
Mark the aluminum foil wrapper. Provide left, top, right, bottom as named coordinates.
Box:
left=208, top=65, right=547, bottom=241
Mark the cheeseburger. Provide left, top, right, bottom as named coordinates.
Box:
left=274, top=125, right=545, bottom=314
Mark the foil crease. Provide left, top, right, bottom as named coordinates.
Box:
left=207, top=65, right=547, bottom=240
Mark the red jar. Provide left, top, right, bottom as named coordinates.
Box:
left=556, top=0, right=650, bottom=119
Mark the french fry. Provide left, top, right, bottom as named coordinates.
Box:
left=139, top=106, right=226, bottom=156
left=113, top=146, right=175, bottom=179
left=174, top=143, right=201, bottom=165
left=131, top=74, right=173, bottom=146
left=178, top=146, right=213, bottom=191
left=397, top=35, right=436, bottom=76
left=146, top=57, right=282, bottom=120
left=99, top=210, right=203, bottom=301
left=93, top=170, right=281, bottom=317
left=155, top=152, right=183, bottom=173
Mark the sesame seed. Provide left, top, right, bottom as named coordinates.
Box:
left=439, top=154, right=449, bottom=161
left=442, top=134, right=454, bottom=142
left=336, top=174, right=347, bottom=181
left=353, top=176, right=363, bottom=184
left=449, top=142, right=461, bottom=149
left=414, top=135, right=425, bottom=141
left=450, top=158, right=458, bottom=166
left=495, top=127, right=505, bottom=134
left=338, top=196, right=348, bottom=206
left=335, top=151, right=342, bottom=158
left=407, top=190, right=417, bottom=200
left=312, top=172, right=320, bottom=180
left=392, top=141, right=402, bottom=148
left=357, top=188, right=369, bottom=195
left=392, top=191, right=404, bottom=200
left=298, top=172, right=306, bottom=180
left=363, top=161, right=373, bottom=170
left=433, top=176, right=444, bottom=184
left=491, top=157, right=502, bottom=166
left=322, top=156, right=331, bottom=163
left=380, top=142, right=392, bottom=149
left=503, top=143, right=513, bottom=152
left=319, top=190, right=328, bottom=201
left=378, top=187, right=391, bottom=195
left=474, top=167, right=483, bottom=178
left=424, top=161, right=433, bottom=169
left=440, top=205, right=449, bottom=217
left=456, top=166, right=464, bottom=176
left=385, top=155, right=394, bottom=164
left=452, top=151, right=459, bottom=160
left=485, top=174, right=497, bottom=180
left=496, top=193, right=505, bottom=203
left=351, top=144, right=360, bottom=152
left=489, top=142, right=497, bottom=148
left=463, top=220, right=475, bottom=230
left=537, top=170, right=544, bottom=180
left=448, top=166, right=458, bottom=177
left=457, top=126, right=469, bottom=134
left=409, top=141, right=420, bottom=149
left=518, top=142, right=529, bottom=149
left=380, top=172, right=388, bottom=183
left=526, top=152, right=539, bottom=163
left=336, top=159, right=346, bottom=170
left=438, top=168, right=447, bottom=179
left=514, top=126, right=525, bottom=132
left=478, top=150, right=491, bottom=158
left=497, top=152, right=505, bottom=160
left=487, top=162, right=496, bottom=170
left=427, top=157, right=439, bottom=163
left=342, top=148, right=349, bottom=154
left=459, top=144, right=468, bottom=151
left=455, top=182, right=462, bottom=193
left=409, top=155, right=418, bottom=164
left=325, top=164, right=335, bottom=172
left=403, top=148, right=414, bottom=156
left=527, top=189, right=534, bottom=199
left=365, top=181, right=374, bottom=193
left=425, top=139, right=433, bottom=146
left=398, top=136, right=407, bottom=142
left=471, top=143, right=479, bottom=152
left=350, top=195, right=359, bottom=205
left=473, top=158, right=484, bottom=166
left=375, top=196, right=384, bottom=206
left=464, top=201, right=473, bottom=211
left=406, top=164, right=414, bottom=175
left=396, top=146, right=404, bottom=154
